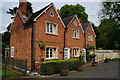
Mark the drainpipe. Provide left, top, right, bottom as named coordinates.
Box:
left=84, top=33, right=86, bottom=49
left=63, top=28, right=67, bottom=60
left=31, top=20, right=36, bottom=72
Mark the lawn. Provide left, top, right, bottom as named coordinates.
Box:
left=2, top=65, right=20, bottom=79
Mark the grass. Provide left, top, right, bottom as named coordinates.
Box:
left=2, top=65, right=20, bottom=79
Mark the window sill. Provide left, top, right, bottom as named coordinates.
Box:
left=88, top=40, right=93, bottom=42
left=73, top=56, right=79, bottom=58
left=72, top=37, right=79, bottom=40
left=45, top=57, right=58, bottom=60
left=46, top=32, right=58, bottom=36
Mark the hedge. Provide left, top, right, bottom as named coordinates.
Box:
left=40, top=59, right=84, bottom=75
left=108, top=58, right=120, bottom=61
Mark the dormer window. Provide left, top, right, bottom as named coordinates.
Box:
left=49, top=11, right=54, bottom=17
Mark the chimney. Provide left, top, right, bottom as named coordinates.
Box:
left=19, top=0, right=32, bottom=19
left=19, top=0, right=27, bottom=16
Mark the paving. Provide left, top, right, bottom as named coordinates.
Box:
left=50, top=61, right=119, bottom=78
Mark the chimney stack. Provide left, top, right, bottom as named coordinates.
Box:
left=19, top=0, right=27, bottom=16
left=19, top=0, right=32, bottom=19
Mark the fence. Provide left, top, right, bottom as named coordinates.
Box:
left=95, top=50, right=119, bottom=62
left=2, top=58, right=28, bottom=75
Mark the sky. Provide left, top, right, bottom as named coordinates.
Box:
left=0, top=0, right=103, bottom=33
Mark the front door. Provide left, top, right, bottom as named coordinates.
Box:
left=64, top=48, right=70, bottom=60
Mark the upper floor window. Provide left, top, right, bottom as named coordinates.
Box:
left=88, top=34, right=93, bottom=41
left=73, top=48, right=79, bottom=57
left=49, top=11, right=54, bottom=17
left=72, top=30, right=79, bottom=39
left=46, top=22, right=57, bottom=35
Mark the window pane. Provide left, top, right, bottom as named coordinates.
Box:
left=75, top=31, right=77, bottom=37
left=54, top=48, right=56, bottom=57
left=53, top=24, right=56, bottom=34
left=46, top=23, right=49, bottom=32
left=50, top=48, right=52, bottom=57
left=73, top=30, right=75, bottom=37
left=50, top=24, right=53, bottom=33
left=46, top=48, right=49, bottom=58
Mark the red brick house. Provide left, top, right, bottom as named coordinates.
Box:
left=62, top=15, right=85, bottom=60
left=10, top=0, right=96, bottom=70
left=82, top=22, right=96, bottom=49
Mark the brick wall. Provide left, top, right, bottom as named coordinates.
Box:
left=65, top=18, right=85, bottom=59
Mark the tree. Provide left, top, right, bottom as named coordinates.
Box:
left=60, top=4, right=88, bottom=22
left=97, top=18, right=120, bottom=49
left=97, top=2, right=120, bottom=49
left=7, top=7, right=18, bottom=19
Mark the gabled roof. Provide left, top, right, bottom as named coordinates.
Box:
left=82, top=22, right=96, bottom=37
left=62, top=15, right=84, bottom=33
left=25, top=3, right=66, bottom=28
left=81, top=22, right=90, bottom=32
left=62, top=15, right=75, bottom=27
left=26, top=3, right=53, bottom=24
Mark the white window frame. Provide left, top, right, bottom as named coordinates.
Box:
left=49, top=10, right=54, bottom=17
left=88, top=34, right=93, bottom=41
left=72, top=29, right=79, bottom=39
left=73, top=48, right=80, bottom=57
left=45, top=47, right=58, bottom=60
left=46, top=21, right=58, bottom=35
left=11, top=46, right=14, bottom=58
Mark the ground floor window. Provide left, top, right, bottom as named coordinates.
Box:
left=46, top=47, right=57, bottom=59
left=11, top=46, right=14, bottom=57
left=73, top=48, right=80, bottom=57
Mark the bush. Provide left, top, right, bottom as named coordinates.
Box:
left=108, top=58, right=120, bottom=61
left=98, top=48, right=103, bottom=50
left=40, top=59, right=84, bottom=75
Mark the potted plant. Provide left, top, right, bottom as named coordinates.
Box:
left=60, top=62, right=69, bottom=76
left=104, top=58, right=109, bottom=63
left=89, top=53, right=97, bottom=66
left=76, top=54, right=84, bottom=71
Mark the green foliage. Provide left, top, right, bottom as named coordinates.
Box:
left=7, top=7, right=18, bottom=19
left=108, top=58, right=120, bottom=61
left=97, top=18, right=120, bottom=49
left=38, top=41, right=45, bottom=49
left=98, top=48, right=103, bottom=50
left=2, top=66, right=20, bottom=78
left=60, top=4, right=88, bottom=22
left=97, top=2, right=120, bottom=49
left=40, top=59, right=84, bottom=75
left=87, top=45, right=95, bottom=50
left=89, top=54, right=96, bottom=58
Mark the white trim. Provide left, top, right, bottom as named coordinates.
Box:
left=73, top=48, right=80, bottom=57
left=49, top=10, right=54, bottom=17
left=85, top=22, right=96, bottom=38
left=66, top=15, right=84, bottom=33
left=34, top=3, right=66, bottom=28
left=45, top=46, right=58, bottom=60
left=75, top=15, right=84, bottom=33
left=11, top=46, right=14, bottom=58
left=45, top=21, right=58, bottom=35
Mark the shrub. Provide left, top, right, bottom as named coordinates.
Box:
left=98, top=48, right=103, bottom=50
left=40, top=59, right=84, bottom=75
